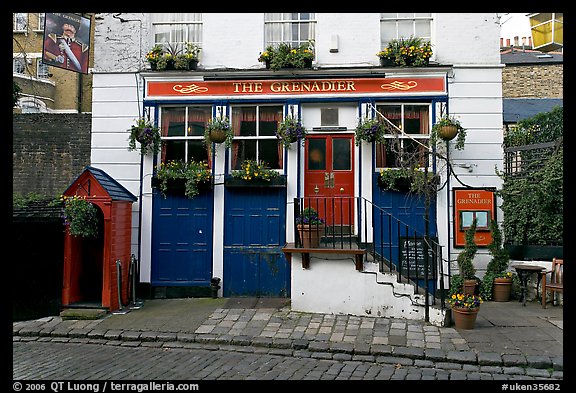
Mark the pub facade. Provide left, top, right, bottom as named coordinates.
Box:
left=90, top=13, right=503, bottom=324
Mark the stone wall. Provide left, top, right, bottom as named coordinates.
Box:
left=13, top=113, right=92, bottom=197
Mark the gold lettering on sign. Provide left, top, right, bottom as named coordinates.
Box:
left=172, top=84, right=209, bottom=94
left=270, top=80, right=356, bottom=93
left=380, top=80, right=418, bottom=91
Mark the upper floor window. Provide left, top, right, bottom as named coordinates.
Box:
left=264, top=13, right=316, bottom=48
left=375, top=103, right=431, bottom=169
left=37, top=59, right=50, bottom=79
left=13, top=58, right=26, bottom=74
left=13, top=13, right=27, bottom=31
left=380, top=13, right=432, bottom=48
left=151, top=13, right=202, bottom=53
left=37, top=13, right=45, bottom=31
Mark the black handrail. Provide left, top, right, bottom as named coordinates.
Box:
left=292, top=196, right=449, bottom=316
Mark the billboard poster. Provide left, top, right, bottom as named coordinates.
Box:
left=42, top=13, right=90, bottom=74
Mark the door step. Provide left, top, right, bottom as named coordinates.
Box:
left=60, top=304, right=108, bottom=320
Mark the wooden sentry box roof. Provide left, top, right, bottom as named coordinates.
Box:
left=63, top=166, right=137, bottom=202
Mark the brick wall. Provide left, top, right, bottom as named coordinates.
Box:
left=13, top=113, right=92, bottom=197
left=502, top=64, right=563, bottom=98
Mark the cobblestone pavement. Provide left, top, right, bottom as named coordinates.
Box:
left=13, top=298, right=563, bottom=381
left=12, top=340, right=562, bottom=381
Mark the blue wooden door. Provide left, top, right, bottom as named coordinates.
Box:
left=151, top=189, right=213, bottom=287
left=372, top=173, right=437, bottom=293
left=223, top=185, right=289, bottom=297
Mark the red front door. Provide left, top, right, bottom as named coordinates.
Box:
left=304, top=134, right=355, bottom=228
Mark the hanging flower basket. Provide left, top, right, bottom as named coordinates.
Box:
left=204, top=116, right=233, bottom=147
left=276, top=116, right=307, bottom=148
left=128, top=118, right=161, bottom=156
left=436, top=125, right=459, bottom=141
left=208, top=129, right=228, bottom=144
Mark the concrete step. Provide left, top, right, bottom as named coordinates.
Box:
left=60, top=308, right=108, bottom=320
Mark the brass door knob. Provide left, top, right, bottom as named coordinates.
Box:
left=340, top=187, right=344, bottom=193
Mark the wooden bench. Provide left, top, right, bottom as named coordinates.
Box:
left=542, top=258, right=563, bottom=308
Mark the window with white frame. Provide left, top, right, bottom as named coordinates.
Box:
left=380, top=13, right=432, bottom=49
left=150, top=13, right=202, bottom=53
left=13, top=58, right=26, bottom=74
left=264, top=13, right=316, bottom=48
left=13, top=13, right=27, bottom=31
left=37, top=13, right=45, bottom=31
left=230, top=105, right=284, bottom=170
left=37, top=59, right=50, bottom=79
left=159, top=105, right=212, bottom=166
left=375, top=103, right=431, bottom=169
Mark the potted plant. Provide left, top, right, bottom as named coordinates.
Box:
left=228, top=159, right=285, bottom=187
left=431, top=115, right=467, bottom=150
left=153, top=160, right=212, bottom=199
left=355, top=117, right=386, bottom=145
left=296, top=207, right=325, bottom=248
left=378, top=167, right=440, bottom=194
left=480, top=219, right=513, bottom=301
left=447, top=292, right=483, bottom=329
left=128, top=117, right=162, bottom=156
left=204, top=116, right=233, bottom=147
left=377, top=36, right=432, bottom=67
left=61, top=195, right=99, bottom=238
left=154, top=42, right=181, bottom=71
left=457, top=218, right=479, bottom=295
left=146, top=44, right=163, bottom=70
left=276, top=116, right=307, bottom=148
left=258, top=45, right=274, bottom=69
left=174, top=42, right=200, bottom=70
left=263, top=40, right=315, bottom=70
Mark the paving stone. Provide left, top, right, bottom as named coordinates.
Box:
left=393, top=346, right=425, bottom=359
left=446, top=350, right=476, bottom=364
left=526, top=355, right=552, bottom=369
left=502, top=354, right=528, bottom=367
left=477, top=352, right=502, bottom=366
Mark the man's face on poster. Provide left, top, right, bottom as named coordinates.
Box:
left=62, top=23, right=77, bottom=37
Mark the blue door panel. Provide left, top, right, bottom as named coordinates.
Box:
left=372, top=173, right=437, bottom=293
left=151, top=189, right=213, bottom=286
left=223, top=187, right=289, bottom=297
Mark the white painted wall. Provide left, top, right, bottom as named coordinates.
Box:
left=91, top=13, right=503, bottom=288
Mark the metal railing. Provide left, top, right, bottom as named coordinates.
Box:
left=293, top=196, right=449, bottom=314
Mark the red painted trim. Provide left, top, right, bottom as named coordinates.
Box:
left=146, top=76, right=447, bottom=98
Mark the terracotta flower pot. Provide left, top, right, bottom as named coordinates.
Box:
left=492, top=277, right=513, bottom=302
left=297, top=224, right=325, bottom=248
left=463, top=279, right=477, bottom=296
left=451, top=306, right=479, bottom=329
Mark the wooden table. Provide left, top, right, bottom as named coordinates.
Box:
left=512, top=264, right=546, bottom=306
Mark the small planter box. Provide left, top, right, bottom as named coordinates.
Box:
left=224, top=175, right=287, bottom=188
left=151, top=177, right=213, bottom=196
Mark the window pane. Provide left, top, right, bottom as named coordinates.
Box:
left=163, top=140, right=185, bottom=162
left=188, top=106, right=211, bottom=136
left=333, top=139, right=351, bottom=171
left=415, top=20, right=431, bottom=39
left=259, top=106, right=282, bottom=136
left=308, top=139, right=326, bottom=170
left=233, top=107, right=257, bottom=136
left=398, top=21, right=414, bottom=37
left=259, top=139, right=282, bottom=169
left=187, top=140, right=209, bottom=163
left=232, top=140, right=257, bottom=170
left=162, top=107, right=186, bottom=137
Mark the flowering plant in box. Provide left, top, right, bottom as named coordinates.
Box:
left=154, top=160, right=212, bottom=199
left=231, top=160, right=279, bottom=181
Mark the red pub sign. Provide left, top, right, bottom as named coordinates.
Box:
left=146, top=76, right=446, bottom=98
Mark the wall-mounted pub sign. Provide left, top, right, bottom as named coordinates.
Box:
left=453, top=188, right=496, bottom=247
